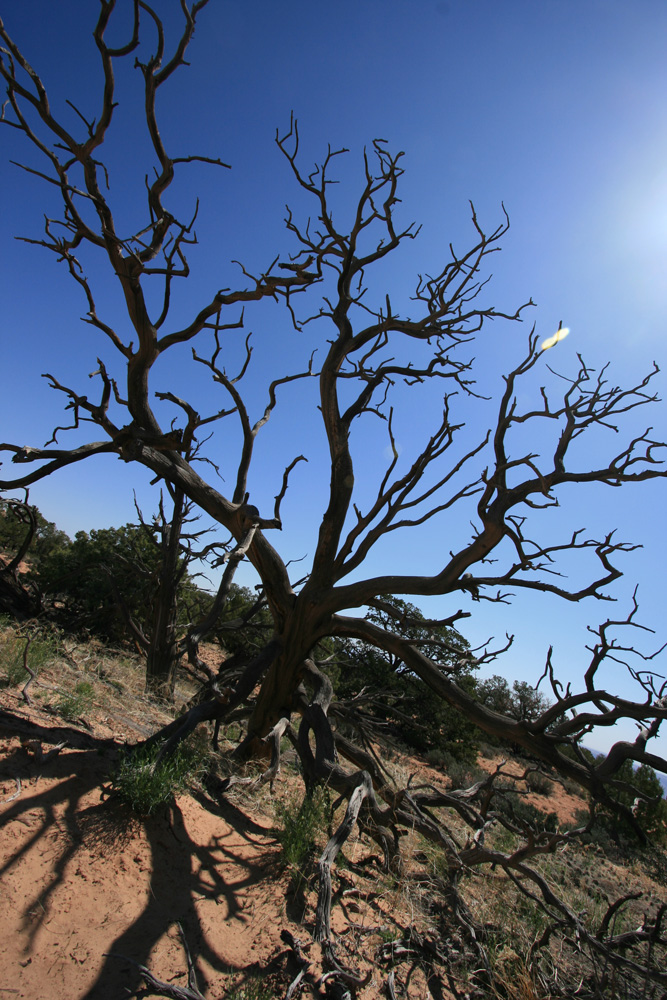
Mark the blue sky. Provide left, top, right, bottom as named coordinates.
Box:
left=1, top=0, right=666, bottom=756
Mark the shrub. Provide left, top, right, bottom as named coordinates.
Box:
left=275, top=787, right=330, bottom=872
left=110, top=736, right=209, bottom=816
left=445, top=759, right=486, bottom=790
left=425, top=748, right=450, bottom=769
left=526, top=771, right=554, bottom=796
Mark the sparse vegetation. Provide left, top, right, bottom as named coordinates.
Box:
left=110, top=734, right=209, bottom=816
left=53, top=680, right=95, bottom=721
left=0, top=620, right=62, bottom=687
left=275, top=787, right=331, bottom=874
left=0, top=613, right=665, bottom=997
left=225, top=978, right=274, bottom=1000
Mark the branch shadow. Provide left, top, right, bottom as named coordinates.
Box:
left=0, top=728, right=283, bottom=999
left=81, top=794, right=281, bottom=998
left=0, top=741, right=117, bottom=949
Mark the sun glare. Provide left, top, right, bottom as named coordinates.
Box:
left=540, top=326, right=570, bottom=351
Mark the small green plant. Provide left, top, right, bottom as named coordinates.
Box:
left=275, top=786, right=330, bottom=872
left=110, top=735, right=209, bottom=816
left=225, top=977, right=274, bottom=1000
left=55, top=680, right=95, bottom=720
left=525, top=771, right=554, bottom=796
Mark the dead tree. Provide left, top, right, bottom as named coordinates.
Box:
left=103, top=487, right=196, bottom=699
left=2, top=2, right=667, bottom=984
left=128, top=487, right=271, bottom=700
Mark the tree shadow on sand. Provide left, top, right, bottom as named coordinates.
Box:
left=0, top=719, right=284, bottom=999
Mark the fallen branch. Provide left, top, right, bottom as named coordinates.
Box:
left=315, top=771, right=374, bottom=943
left=105, top=922, right=205, bottom=1000
left=19, top=636, right=37, bottom=705
left=280, top=929, right=311, bottom=1000
left=1, top=777, right=21, bottom=804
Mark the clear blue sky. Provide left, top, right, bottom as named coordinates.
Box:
left=2, top=0, right=666, bottom=756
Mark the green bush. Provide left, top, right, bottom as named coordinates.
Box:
left=110, top=736, right=209, bottom=816
left=275, top=787, right=330, bottom=872
left=445, top=758, right=486, bottom=790
left=525, top=771, right=554, bottom=796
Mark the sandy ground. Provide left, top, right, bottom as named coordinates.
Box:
left=1, top=676, right=661, bottom=1000
left=0, top=686, right=451, bottom=1000
left=0, top=730, right=296, bottom=1000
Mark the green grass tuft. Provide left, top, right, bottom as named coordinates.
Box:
left=55, top=680, right=95, bottom=720
left=0, top=626, right=61, bottom=686
left=110, top=735, right=209, bottom=816
left=275, top=786, right=330, bottom=872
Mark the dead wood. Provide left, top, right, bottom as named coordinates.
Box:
left=1, top=777, right=21, bottom=803
left=105, top=922, right=205, bottom=1000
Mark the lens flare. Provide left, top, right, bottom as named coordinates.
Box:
left=540, top=326, right=570, bottom=351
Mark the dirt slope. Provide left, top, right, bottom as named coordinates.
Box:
left=1, top=647, right=665, bottom=1000
left=0, top=685, right=450, bottom=1000
left=0, top=730, right=296, bottom=999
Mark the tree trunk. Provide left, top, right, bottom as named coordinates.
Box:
left=245, top=604, right=327, bottom=739
left=144, top=489, right=186, bottom=700
left=145, top=615, right=180, bottom=699
left=0, top=566, right=38, bottom=620
left=241, top=650, right=297, bottom=742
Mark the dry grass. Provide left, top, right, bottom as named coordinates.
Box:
left=0, top=615, right=199, bottom=739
